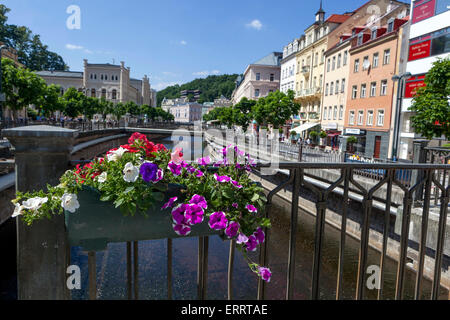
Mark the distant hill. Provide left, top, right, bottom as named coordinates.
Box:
left=157, top=74, right=239, bottom=106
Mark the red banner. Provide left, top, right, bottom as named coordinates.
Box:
left=412, top=0, right=436, bottom=24
left=405, top=79, right=427, bottom=98
left=408, top=40, right=432, bottom=61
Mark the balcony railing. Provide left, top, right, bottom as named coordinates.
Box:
left=296, top=87, right=321, bottom=98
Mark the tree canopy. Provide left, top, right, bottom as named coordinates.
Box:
left=157, top=74, right=238, bottom=106
left=409, top=58, right=450, bottom=140
left=0, top=4, right=68, bottom=71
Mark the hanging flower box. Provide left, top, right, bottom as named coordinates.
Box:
left=65, top=184, right=218, bottom=251
left=12, top=132, right=273, bottom=283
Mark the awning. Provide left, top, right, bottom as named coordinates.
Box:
left=291, top=122, right=319, bottom=134
left=327, top=132, right=340, bottom=137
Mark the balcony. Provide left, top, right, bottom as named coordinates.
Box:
left=295, top=87, right=322, bottom=102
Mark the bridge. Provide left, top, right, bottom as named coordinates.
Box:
left=0, top=125, right=448, bottom=300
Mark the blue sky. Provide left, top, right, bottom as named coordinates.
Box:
left=2, top=0, right=369, bottom=91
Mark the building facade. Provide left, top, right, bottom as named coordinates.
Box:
left=344, top=17, right=409, bottom=159
left=231, top=52, right=282, bottom=104
left=169, top=102, right=203, bottom=123
left=398, top=0, right=450, bottom=160
left=161, top=97, right=189, bottom=112
left=36, top=59, right=152, bottom=107
left=280, top=39, right=299, bottom=94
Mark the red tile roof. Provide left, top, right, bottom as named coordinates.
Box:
left=326, top=14, right=352, bottom=24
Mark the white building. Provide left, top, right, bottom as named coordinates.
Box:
left=36, top=59, right=152, bottom=106
left=280, top=39, right=300, bottom=93
left=169, top=102, right=203, bottom=123
left=398, top=0, right=450, bottom=160
left=161, top=97, right=189, bottom=112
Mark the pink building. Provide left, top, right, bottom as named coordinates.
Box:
left=231, top=52, right=282, bottom=104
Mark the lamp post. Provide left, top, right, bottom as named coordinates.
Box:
left=0, top=45, right=8, bottom=123
left=391, top=72, right=411, bottom=161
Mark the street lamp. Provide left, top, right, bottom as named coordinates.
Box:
left=0, top=44, right=8, bottom=122
left=391, top=72, right=411, bottom=161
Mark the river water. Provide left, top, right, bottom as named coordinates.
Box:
left=70, top=136, right=447, bottom=300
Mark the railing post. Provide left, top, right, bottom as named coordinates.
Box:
left=3, top=125, right=77, bottom=300
left=412, top=140, right=429, bottom=204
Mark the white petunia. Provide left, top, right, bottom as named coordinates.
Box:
left=22, top=197, right=48, bottom=212
left=61, top=193, right=80, bottom=213
left=123, top=162, right=139, bottom=183
left=12, top=203, right=24, bottom=218
left=107, top=147, right=128, bottom=162
left=97, top=172, right=107, bottom=183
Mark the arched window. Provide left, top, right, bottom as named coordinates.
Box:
left=90, top=74, right=93, bottom=80
left=105, top=75, right=108, bottom=80
left=112, top=89, right=117, bottom=100
left=91, top=88, right=96, bottom=97
left=94, top=74, right=97, bottom=80
left=101, top=89, right=106, bottom=98
left=101, top=74, right=104, bottom=80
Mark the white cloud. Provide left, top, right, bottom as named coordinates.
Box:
left=66, top=44, right=84, bottom=50
left=246, top=19, right=263, bottom=30
left=193, top=70, right=221, bottom=77
left=84, top=49, right=93, bottom=54
left=180, top=40, right=187, bottom=45
left=153, top=81, right=179, bottom=91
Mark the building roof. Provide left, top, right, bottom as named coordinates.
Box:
left=252, top=52, right=283, bottom=66
left=35, top=71, right=83, bottom=78
left=87, top=63, right=121, bottom=68
left=326, top=14, right=352, bottom=24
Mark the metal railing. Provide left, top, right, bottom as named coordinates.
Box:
left=81, top=161, right=449, bottom=300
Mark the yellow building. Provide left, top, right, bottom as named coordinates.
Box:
left=293, top=3, right=352, bottom=136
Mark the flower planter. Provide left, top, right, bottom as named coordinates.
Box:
left=65, top=184, right=218, bottom=251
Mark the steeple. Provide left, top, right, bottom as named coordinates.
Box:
left=316, top=0, right=325, bottom=22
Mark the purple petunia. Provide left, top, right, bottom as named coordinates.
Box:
left=195, top=170, right=204, bottom=178
left=246, top=204, right=258, bottom=213
left=236, top=233, right=249, bottom=244
left=171, top=204, right=188, bottom=225
left=185, top=204, right=204, bottom=225
left=258, top=267, right=272, bottom=282
left=214, top=174, right=231, bottom=183
left=189, top=195, right=208, bottom=209
left=186, top=165, right=196, bottom=174
left=245, top=235, right=258, bottom=252
left=173, top=223, right=191, bottom=236
left=254, top=227, right=265, bottom=245
left=231, top=180, right=243, bottom=189
left=140, top=162, right=159, bottom=183
left=208, top=211, right=228, bottom=230
left=168, top=161, right=182, bottom=176
left=232, top=203, right=239, bottom=209
left=225, top=221, right=240, bottom=238
left=162, top=197, right=178, bottom=210
left=197, top=156, right=211, bottom=166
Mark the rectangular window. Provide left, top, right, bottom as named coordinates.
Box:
left=341, top=79, right=345, bottom=93
left=363, top=56, right=369, bottom=70
left=330, top=82, right=334, bottom=95
left=383, top=49, right=390, bottom=65
left=370, top=82, right=377, bottom=97
left=337, top=54, right=341, bottom=68
left=335, top=81, right=339, bottom=94
left=387, top=20, right=394, bottom=33
left=333, top=106, right=338, bottom=120
left=354, top=59, right=360, bottom=72
left=367, top=110, right=374, bottom=126
left=327, top=59, right=331, bottom=72
left=377, top=110, right=385, bottom=126
left=357, top=34, right=363, bottom=46
left=343, top=51, right=348, bottom=66
left=328, top=107, right=332, bottom=120
left=339, top=105, right=344, bottom=120
left=325, top=83, right=329, bottom=96
left=381, top=80, right=388, bottom=95
left=371, top=28, right=378, bottom=39
left=332, top=56, right=336, bottom=70
left=358, top=110, right=364, bottom=125
left=349, top=111, right=355, bottom=125
left=373, top=53, right=379, bottom=68
left=361, top=84, right=367, bottom=98
left=256, top=73, right=261, bottom=81
left=323, top=107, right=327, bottom=120
left=255, top=89, right=260, bottom=97
left=270, top=74, right=274, bottom=81
left=352, top=85, right=358, bottom=99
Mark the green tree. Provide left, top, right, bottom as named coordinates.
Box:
left=35, top=84, right=64, bottom=117
left=112, top=102, right=127, bottom=122
left=409, top=58, right=450, bottom=140
left=232, top=97, right=255, bottom=132
left=61, top=87, right=84, bottom=118
left=252, top=90, right=300, bottom=128
left=1, top=57, right=47, bottom=119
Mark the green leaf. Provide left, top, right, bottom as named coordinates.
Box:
left=251, top=193, right=260, bottom=202
left=124, top=186, right=135, bottom=194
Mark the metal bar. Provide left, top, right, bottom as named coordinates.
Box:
left=167, top=238, right=172, bottom=300
left=336, top=168, right=350, bottom=300
left=414, top=170, right=432, bottom=300
left=228, top=240, right=236, bottom=300
left=126, top=241, right=132, bottom=300
left=355, top=198, right=372, bottom=300
left=431, top=189, right=449, bottom=299
left=311, top=197, right=327, bottom=300
left=197, top=237, right=204, bottom=299
left=286, top=168, right=301, bottom=300
left=201, top=236, right=209, bottom=300
left=88, top=251, right=96, bottom=300
left=378, top=169, right=394, bottom=300
left=133, top=241, right=139, bottom=300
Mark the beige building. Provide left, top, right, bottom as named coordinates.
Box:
left=169, top=102, right=203, bottom=123
left=36, top=59, right=152, bottom=106
left=231, top=52, right=282, bottom=104
left=293, top=3, right=352, bottom=132
left=161, top=97, right=189, bottom=112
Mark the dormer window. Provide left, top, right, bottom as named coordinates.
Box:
left=357, top=34, right=363, bottom=46
left=371, top=28, right=377, bottom=40
left=387, top=19, right=394, bottom=33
